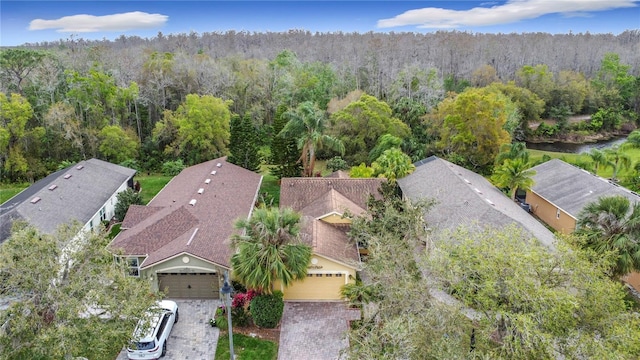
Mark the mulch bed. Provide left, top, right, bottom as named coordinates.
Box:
left=224, top=324, right=281, bottom=344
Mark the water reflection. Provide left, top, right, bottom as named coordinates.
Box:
left=526, top=136, right=627, bottom=154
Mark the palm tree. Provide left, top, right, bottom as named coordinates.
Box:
left=371, top=148, right=415, bottom=183
left=576, top=196, right=640, bottom=278
left=587, top=148, right=612, bottom=175
left=491, top=158, right=536, bottom=200
left=604, top=146, right=631, bottom=181
left=495, top=142, right=529, bottom=165
left=280, top=101, right=345, bottom=177
left=230, top=206, right=312, bottom=293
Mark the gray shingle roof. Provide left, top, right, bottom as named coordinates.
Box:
left=0, top=158, right=136, bottom=243
left=397, top=156, right=556, bottom=249
left=529, top=158, right=640, bottom=218
left=109, top=157, right=263, bottom=269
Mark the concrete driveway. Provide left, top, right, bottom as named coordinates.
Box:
left=116, top=299, right=220, bottom=359
left=278, top=302, right=360, bottom=360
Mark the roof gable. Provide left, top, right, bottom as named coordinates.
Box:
left=530, top=158, right=640, bottom=217
left=109, top=157, right=263, bottom=268
left=398, top=156, right=556, bottom=250
left=280, top=177, right=383, bottom=265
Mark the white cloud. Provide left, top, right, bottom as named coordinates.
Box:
left=377, top=0, right=638, bottom=29
left=29, top=11, right=168, bottom=33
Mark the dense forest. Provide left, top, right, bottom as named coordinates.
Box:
left=1, top=30, right=639, bottom=182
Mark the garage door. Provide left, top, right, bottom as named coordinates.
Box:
left=158, top=273, right=219, bottom=299
left=283, top=273, right=346, bottom=301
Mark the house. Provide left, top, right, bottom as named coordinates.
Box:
left=109, top=157, right=262, bottom=299
left=397, top=156, right=556, bottom=249
left=526, top=158, right=640, bottom=289
left=0, top=158, right=136, bottom=244
left=526, top=158, right=640, bottom=234
left=277, top=176, right=385, bottom=301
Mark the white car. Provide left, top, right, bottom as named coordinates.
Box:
left=127, top=300, right=179, bottom=359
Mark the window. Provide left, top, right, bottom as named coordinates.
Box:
left=100, top=207, right=106, bottom=221
left=336, top=273, right=343, bottom=277
left=326, top=274, right=333, bottom=277
left=307, top=274, right=313, bottom=277
left=315, top=274, right=322, bottom=277
left=128, top=258, right=140, bottom=277
left=556, top=208, right=561, bottom=219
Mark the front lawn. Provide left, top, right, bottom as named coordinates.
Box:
left=215, top=333, right=278, bottom=360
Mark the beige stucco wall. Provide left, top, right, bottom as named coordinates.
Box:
left=526, top=190, right=577, bottom=234
left=274, top=255, right=356, bottom=301
left=140, top=253, right=225, bottom=292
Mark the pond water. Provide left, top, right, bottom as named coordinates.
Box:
left=526, top=136, right=627, bottom=154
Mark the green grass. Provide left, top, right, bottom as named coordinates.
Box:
left=258, top=165, right=280, bottom=207
left=136, top=174, right=172, bottom=204
left=0, top=182, right=29, bottom=204
left=215, top=333, right=278, bottom=360
left=529, top=147, right=640, bottom=182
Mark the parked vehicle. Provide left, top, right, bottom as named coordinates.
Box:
left=127, top=300, right=179, bottom=359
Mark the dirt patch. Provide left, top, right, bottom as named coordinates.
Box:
left=231, top=323, right=281, bottom=343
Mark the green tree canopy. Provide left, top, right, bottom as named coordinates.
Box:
left=0, top=48, right=47, bottom=95
left=330, top=93, right=410, bottom=165
left=0, top=93, right=35, bottom=182
left=0, top=223, right=157, bottom=359
left=98, top=125, right=140, bottom=164
left=280, top=101, right=344, bottom=177
left=153, top=94, right=232, bottom=165
left=429, top=87, right=512, bottom=171
left=230, top=207, right=312, bottom=293
left=576, top=195, right=640, bottom=278
left=491, top=158, right=536, bottom=200
left=371, top=148, right=415, bottom=183
left=227, top=113, right=261, bottom=171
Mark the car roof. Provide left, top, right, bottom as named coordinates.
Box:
left=132, top=301, right=177, bottom=342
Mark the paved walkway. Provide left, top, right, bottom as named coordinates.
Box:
left=278, top=302, right=360, bottom=360
left=116, top=299, right=220, bottom=359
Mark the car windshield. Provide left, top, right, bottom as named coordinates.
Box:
left=131, top=340, right=156, bottom=350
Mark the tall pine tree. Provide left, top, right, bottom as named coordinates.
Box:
left=228, top=113, right=261, bottom=171
left=271, top=104, right=303, bottom=178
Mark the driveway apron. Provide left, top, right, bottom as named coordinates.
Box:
left=116, top=299, right=220, bottom=360
left=278, top=302, right=360, bottom=360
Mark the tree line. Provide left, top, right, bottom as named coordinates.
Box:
left=1, top=30, right=639, bottom=182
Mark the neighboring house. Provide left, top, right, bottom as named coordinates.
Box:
left=397, top=156, right=556, bottom=250
left=277, top=175, right=385, bottom=301
left=526, top=158, right=640, bottom=234
left=526, top=158, right=640, bottom=289
left=0, top=158, right=136, bottom=244
left=109, top=157, right=262, bottom=299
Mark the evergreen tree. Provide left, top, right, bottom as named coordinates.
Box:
left=270, top=104, right=302, bottom=178
left=228, top=113, right=261, bottom=171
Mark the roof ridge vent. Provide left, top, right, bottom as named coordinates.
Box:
left=189, top=199, right=197, bottom=206
left=198, top=188, right=204, bottom=194
left=64, top=174, right=72, bottom=179
left=30, top=197, right=41, bottom=204
left=211, top=170, right=217, bottom=175
left=216, top=163, right=222, bottom=168
left=205, top=178, right=211, bottom=184
left=463, top=178, right=471, bottom=184
left=76, top=165, right=84, bottom=170
left=48, top=184, right=58, bottom=191
left=474, top=187, right=482, bottom=194
left=485, top=198, right=495, bottom=206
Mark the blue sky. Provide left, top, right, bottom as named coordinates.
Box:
left=1, top=1, right=639, bottom=46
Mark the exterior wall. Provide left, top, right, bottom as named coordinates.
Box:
left=622, top=272, right=640, bottom=291
left=85, top=179, right=133, bottom=232
left=141, top=254, right=224, bottom=293
left=274, top=255, right=356, bottom=301
left=526, top=190, right=577, bottom=234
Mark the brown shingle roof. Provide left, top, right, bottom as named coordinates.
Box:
left=280, top=177, right=384, bottom=267
left=300, top=188, right=366, bottom=219
left=109, top=157, right=263, bottom=268
left=120, top=205, right=163, bottom=229
left=280, top=177, right=384, bottom=212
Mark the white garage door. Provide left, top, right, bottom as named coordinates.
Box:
left=158, top=273, right=219, bottom=299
